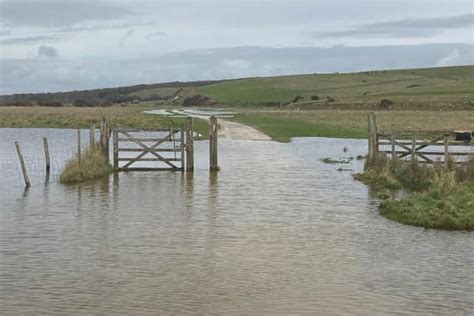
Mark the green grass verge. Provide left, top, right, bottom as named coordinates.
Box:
left=232, top=112, right=366, bottom=142
left=354, top=155, right=474, bottom=230
left=380, top=184, right=474, bottom=230
left=59, top=146, right=113, bottom=184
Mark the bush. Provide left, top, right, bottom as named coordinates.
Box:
left=292, top=96, right=304, bottom=103
left=311, top=95, right=320, bottom=101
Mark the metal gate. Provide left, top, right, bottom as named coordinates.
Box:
left=112, top=128, right=185, bottom=171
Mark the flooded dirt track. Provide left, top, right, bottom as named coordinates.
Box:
left=1, top=129, right=473, bottom=315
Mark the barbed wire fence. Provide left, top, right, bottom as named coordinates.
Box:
left=0, top=129, right=99, bottom=190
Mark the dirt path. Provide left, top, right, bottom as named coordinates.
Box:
left=168, top=109, right=271, bottom=141
left=217, top=119, right=271, bottom=141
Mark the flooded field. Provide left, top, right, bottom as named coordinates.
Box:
left=1, top=129, right=473, bottom=314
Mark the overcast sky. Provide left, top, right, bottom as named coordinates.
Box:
left=0, top=0, right=473, bottom=94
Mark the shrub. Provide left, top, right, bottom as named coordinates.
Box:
left=311, top=95, right=319, bottom=101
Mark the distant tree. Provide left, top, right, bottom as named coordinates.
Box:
left=73, top=99, right=95, bottom=107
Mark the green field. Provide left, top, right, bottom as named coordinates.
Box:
left=230, top=109, right=474, bottom=142
left=0, top=106, right=210, bottom=137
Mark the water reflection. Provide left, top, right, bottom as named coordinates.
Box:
left=1, top=130, right=473, bottom=315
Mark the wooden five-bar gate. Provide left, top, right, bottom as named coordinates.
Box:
left=112, top=116, right=217, bottom=172
left=368, top=113, right=473, bottom=165
left=112, top=127, right=186, bottom=171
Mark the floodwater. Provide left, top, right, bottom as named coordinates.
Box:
left=1, top=129, right=473, bottom=315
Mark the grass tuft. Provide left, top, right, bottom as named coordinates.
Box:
left=59, top=146, right=113, bottom=184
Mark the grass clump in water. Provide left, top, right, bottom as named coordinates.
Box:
left=354, top=154, right=474, bottom=230
left=380, top=182, right=474, bottom=230
left=60, top=146, right=112, bottom=184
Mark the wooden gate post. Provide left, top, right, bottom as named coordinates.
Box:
left=113, top=130, right=119, bottom=170
left=15, top=141, right=30, bottom=188
left=77, top=129, right=82, bottom=166
left=209, top=116, right=218, bottom=171
left=391, top=131, right=396, bottom=160
left=368, top=112, right=377, bottom=160
left=89, top=124, right=95, bottom=147
left=411, top=134, right=416, bottom=162
left=180, top=127, right=185, bottom=172
left=186, top=117, right=194, bottom=172
left=444, top=136, right=449, bottom=168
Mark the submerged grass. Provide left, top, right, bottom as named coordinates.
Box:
left=59, top=146, right=112, bottom=184
left=354, top=154, right=474, bottom=230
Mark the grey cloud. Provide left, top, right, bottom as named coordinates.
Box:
left=315, top=14, right=474, bottom=38
left=0, top=34, right=65, bottom=45
left=37, top=45, right=59, bottom=59
left=0, top=0, right=132, bottom=27
left=146, top=31, right=167, bottom=39
left=2, top=43, right=473, bottom=94
left=119, top=29, right=134, bottom=47
left=57, top=22, right=152, bottom=33
left=0, top=30, right=12, bottom=36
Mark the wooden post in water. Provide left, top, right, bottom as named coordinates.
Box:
left=89, top=124, right=95, bottom=147
left=113, top=130, right=119, bottom=170
left=411, top=134, right=416, bottom=162
left=185, top=117, right=194, bottom=172
left=77, top=129, right=82, bottom=166
left=444, top=136, right=449, bottom=168
left=209, top=116, right=218, bottom=171
left=15, top=141, right=30, bottom=188
left=43, top=137, right=50, bottom=174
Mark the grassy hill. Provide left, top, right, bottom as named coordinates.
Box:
left=194, top=65, right=474, bottom=109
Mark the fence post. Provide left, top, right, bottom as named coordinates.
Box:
left=113, top=130, right=119, bottom=170
left=77, top=129, right=82, bottom=166
left=104, top=121, right=110, bottom=162
left=186, top=117, right=194, bottom=172
left=391, top=131, right=396, bottom=160
left=100, top=117, right=106, bottom=156
left=14, top=141, right=30, bottom=188
left=89, top=124, right=95, bottom=147
left=43, top=137, right=51, bottom=174
left=180, top=127, right=185, bottom=172
left=411, top=134, right=416, bottom=162
left=444, top=136, right=449, bottom=168
left=209, top=116, right=218, bottom=171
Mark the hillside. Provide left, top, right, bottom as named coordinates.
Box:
left=1, top=65, right=473, bottom=110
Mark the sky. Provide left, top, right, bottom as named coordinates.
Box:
left=0, top=0, right=473, bottom=94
